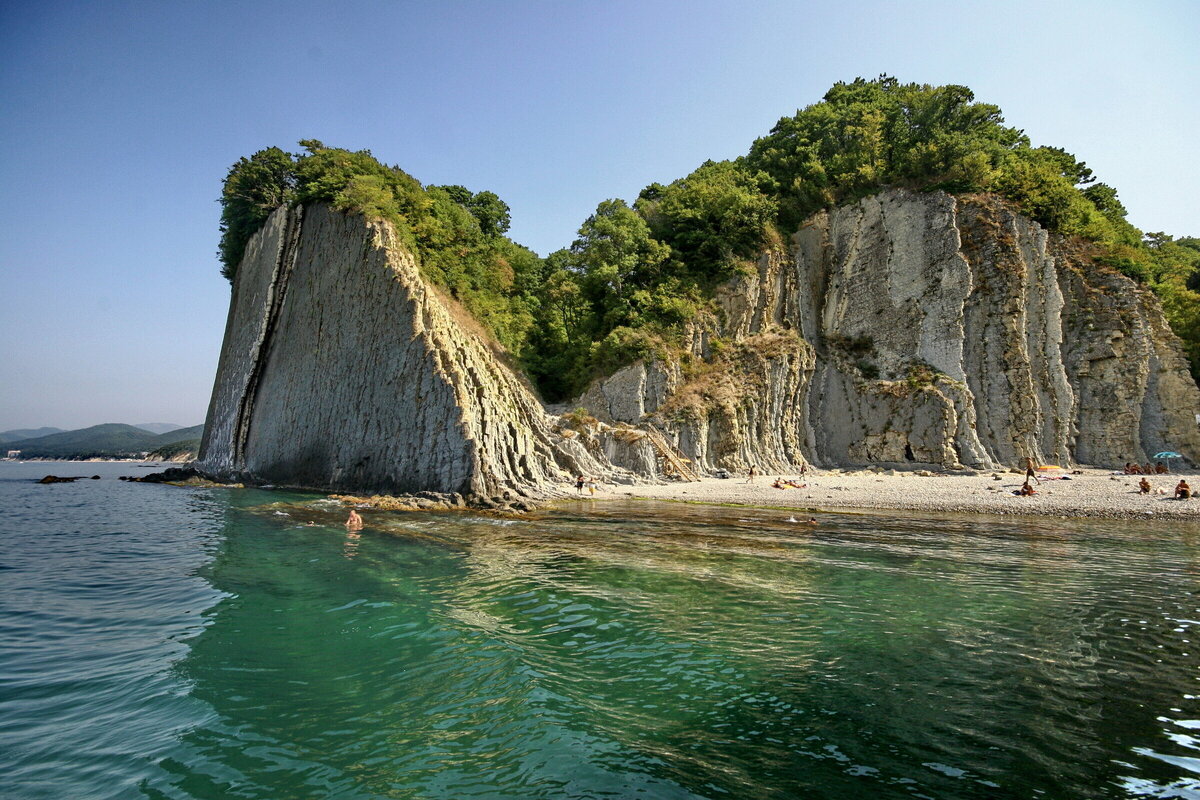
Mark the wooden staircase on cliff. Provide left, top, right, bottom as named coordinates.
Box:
left=642, top=428, right=701, bottom=482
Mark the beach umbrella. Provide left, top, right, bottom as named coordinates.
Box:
left=1154, top=452, right=1183, bottom=459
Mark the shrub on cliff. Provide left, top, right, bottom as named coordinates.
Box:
left=217, top=79, right=1200, bottom=395
left=738, top=77, right=1199, bottom=382
left=742, top=77, right=1158, bottom=250
left=217, top=141, right=540, bottom=356
left=218, top=147, right=297, bottom=280
left=636, top=160, right=778, bottom=283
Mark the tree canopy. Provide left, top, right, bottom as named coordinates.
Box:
left=218, top=79, right=1200, bottom=396
left=217, top=143, right=540, bottom=356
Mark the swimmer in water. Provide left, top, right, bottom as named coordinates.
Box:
left=346, top=510, right=364, bottom=530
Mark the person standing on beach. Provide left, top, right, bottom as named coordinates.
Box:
left=575, top=475, right=585, bottom=495
left=747, top=465, right=757, bottom=484
left=1024, top=457, right=1042, bottom=484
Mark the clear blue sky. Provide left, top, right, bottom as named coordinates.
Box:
left=1, top=0, right=1197, bottom=431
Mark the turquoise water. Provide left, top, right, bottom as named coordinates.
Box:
left=2, top=462, right=1199, bottom=799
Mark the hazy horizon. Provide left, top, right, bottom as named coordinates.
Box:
left=2, top=0, right=1196, bottom=430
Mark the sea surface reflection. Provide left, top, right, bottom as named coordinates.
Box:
left=2, top=465, right=1199, bottom=799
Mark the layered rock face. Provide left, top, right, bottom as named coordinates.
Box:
left=200, top=191, right=1199, bottom=500
left=583, top=190, right=1200, bottom=471
left=197, top=205, right=610, bottom=500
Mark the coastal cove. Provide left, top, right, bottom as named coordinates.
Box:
left=8, top=7, right=1200, bottom=800
left=3, top=461, right=1200, bottom=799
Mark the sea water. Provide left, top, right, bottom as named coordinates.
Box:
left=1, top=460, right=1199, bottom=800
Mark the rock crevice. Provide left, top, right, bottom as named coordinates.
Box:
left=583, top=190, right=1200, bottom=473
left=198, top=205, right=617, bottom=502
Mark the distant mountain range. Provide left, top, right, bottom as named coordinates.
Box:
left=0, top=427, right=64, bottom=444
left=1, top=423, right=204, bottom=459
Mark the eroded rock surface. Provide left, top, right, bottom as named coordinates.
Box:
left=582, top=190, right=1200, bottom=472
left=199, top=192, right=1199, bottom=500
left=197, top=205, right=614, bottom=502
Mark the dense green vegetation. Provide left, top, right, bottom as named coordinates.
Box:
left=147, top=438, right=201, bottom=460
left=219, top=141, right=541, bottom=356
left=219, top=78, right=1200, bottom=396
left=744, top=76, right=1200, bottom=383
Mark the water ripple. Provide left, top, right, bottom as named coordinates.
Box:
left=4, top=468, right=1200, bottom=798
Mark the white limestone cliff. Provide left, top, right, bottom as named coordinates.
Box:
left=198, top=191, right=1200, bottom=501
left=582, top=190, right=1200, bottom=472
left=197, top=205, right=616, bottom=504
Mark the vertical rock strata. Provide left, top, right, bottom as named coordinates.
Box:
left=585, top=190, right=1200, bottom=472
left=198, top=205, right=607, bottom=500
left=200, top=191, right=1200, bottom=499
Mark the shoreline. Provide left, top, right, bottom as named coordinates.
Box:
left=584, top=467, right=1200, bottom=522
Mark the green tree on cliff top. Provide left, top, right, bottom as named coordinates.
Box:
left=217, top=78, right=1200, bottom=395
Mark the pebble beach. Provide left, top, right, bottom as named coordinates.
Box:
left=592, top=467, right=1200, bottom=521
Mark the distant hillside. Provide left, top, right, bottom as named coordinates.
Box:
left=134, top=422, right=184, bottom=434
left=147, top=436, right=202, bottom=461
left=153, top=424, right=204, bottom=445
left=0, top=427, right=63, bottom=444
left=8, top=424, right=163, bottom=458
left=5, top=424, right=201, bottom=460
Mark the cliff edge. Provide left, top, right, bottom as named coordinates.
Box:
left=581, top=190, right=1200, bottom=472
left=197, top=204, right=613, bottom=503
left=199, top=191, right=1199, bottom=501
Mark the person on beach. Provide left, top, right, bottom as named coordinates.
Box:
left=346, top=510, right=363, bottom=530
left=1015, top=480, right=1036, bottom=496
left=1139, top=477, right=1152, bottom=494
left=588, top=477, right=598, bottom=496
left=1177, top=480, right=1192, bottom=500
left=575, top=475, right=585, bottom=495
left=747, top=465, right=757, bottom=483
left=1024, top=457, right=1042, bottom=484
left=1156, top=462, right=1169, bottom=474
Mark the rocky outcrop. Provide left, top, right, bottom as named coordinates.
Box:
left=197, top=205, right=615, bottom=502
left=582, top=190, right=1200, bottom=472
left=199, top=191, right=1199, bottom=500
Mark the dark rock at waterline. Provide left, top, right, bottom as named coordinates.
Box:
left=37, top=475, right=84, bottom=484
left=128, top=467, right=199, bottom=483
